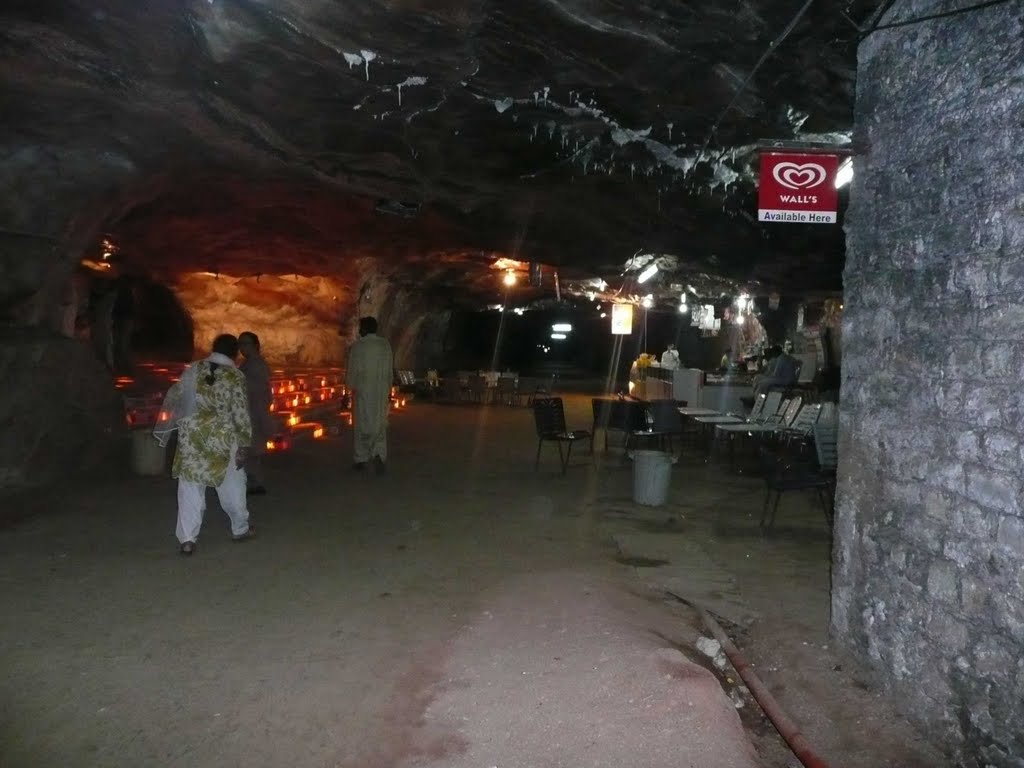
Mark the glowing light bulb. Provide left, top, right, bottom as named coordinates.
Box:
left=503, top=270, right=517, bottom=287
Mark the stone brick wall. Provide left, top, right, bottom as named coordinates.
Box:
left=835, top=2, right=1024, bottom=765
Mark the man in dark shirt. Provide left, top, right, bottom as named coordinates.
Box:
left=753, top=344, right=800, bottom=398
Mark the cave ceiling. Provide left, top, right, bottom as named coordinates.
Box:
left=1, top=0, right=877, bottom=308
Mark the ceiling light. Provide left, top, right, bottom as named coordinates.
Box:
left=503, top=270, right=517, bottom=287
left=551, top=333, right=567, bottom=340
left=637, top=264, right=659, bottom=284
left=835, top=158, right=853, bottom=189
left=600, top=312, right=607, bottom=318
left=552, top=323, right=572, bottom=332
left=513, top=307, right=525, bottom=315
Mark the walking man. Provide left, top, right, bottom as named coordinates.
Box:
left=345, top=316, right=394, bottom=473
left=155, top=334, right=255, bottom=555
left=239, top=331, right=274, bottom=495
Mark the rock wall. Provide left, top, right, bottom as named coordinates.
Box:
left=0, top=329, right=128, bottom=493
left=175, top=272, right=350, bottom=366
left=175, top=268, right=450, bottom=370
left=835, top=3, right=1024, bottom=765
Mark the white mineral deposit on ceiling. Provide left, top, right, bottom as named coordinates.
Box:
left=396, top=76, right=427, bottom=106
left=610, top=126, right=652, bottom=146
left=360, top=49, right=377, bottom=81
left=485, top=88, right=754, bottom=187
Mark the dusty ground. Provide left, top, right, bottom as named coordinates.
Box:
left=0, top=394, right=947, bottom=768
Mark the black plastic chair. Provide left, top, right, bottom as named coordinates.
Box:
left=760, top=420, right=838, bottom=529
left=527, top=374, right=559, bottom=407
left=591, top=397, right=647, bottom=453
left=533, top=397, right=591, bottom=474
left=631, top=399, right=683, bottom=454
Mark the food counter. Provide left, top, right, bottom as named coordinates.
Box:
left=629, top=364, right=753, bottom=413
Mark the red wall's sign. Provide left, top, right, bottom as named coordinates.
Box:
left=758, top=152, right=839, bottom=224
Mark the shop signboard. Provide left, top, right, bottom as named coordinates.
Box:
left=758, top=152, right=839, bottom=224
left=611, top=304, right=633, bottom=335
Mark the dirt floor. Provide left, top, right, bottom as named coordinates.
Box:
left=0, top=394, right=949, bottom=768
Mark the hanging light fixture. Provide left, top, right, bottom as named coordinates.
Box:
left=835, top=158, right=853, bottom=189
left=637, top=264, right=659, bottom=284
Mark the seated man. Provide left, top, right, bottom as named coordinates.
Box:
left=753, top=344, right=800, bottom=398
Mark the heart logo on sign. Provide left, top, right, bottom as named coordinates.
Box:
left=772, top=162, right=827, bottom=190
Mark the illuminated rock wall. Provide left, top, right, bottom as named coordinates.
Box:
left=174, top=268, right=450, bottom=370
left=175, top=273, right=349, bottom=366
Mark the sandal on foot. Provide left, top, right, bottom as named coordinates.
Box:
left=179, top=541, right=196, bottom=556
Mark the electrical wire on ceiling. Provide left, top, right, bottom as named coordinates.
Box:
left=694, top=0, right=818, bottom=164
left=863, top=0, right=1018, bottom=34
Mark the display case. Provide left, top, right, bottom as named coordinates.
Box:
left=628, top=363, right=704, bottom=404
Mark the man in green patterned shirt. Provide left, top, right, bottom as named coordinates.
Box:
left=158, top=334, right=255, bottom=555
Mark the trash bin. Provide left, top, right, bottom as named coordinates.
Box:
left=632, top=449, right=673, bottom=506
left=131, top=428, right=167, bottom=476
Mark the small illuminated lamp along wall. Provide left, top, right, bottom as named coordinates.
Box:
left=550, top=333, right=568, bottom=340
left=266, top=435, right=291, bottom=451
left=641, top=295, right=654, bottom=309
left=552, top=323, right=572, bottom=333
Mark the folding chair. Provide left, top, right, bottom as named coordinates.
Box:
left=533, top=397, right=591, bottom=474
left=761, top=419, right=838, bottom=529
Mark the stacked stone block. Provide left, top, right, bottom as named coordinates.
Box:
left=836, top=2, right=1024, bottom=765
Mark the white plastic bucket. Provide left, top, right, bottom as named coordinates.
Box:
left=632, top=450, right=673, bottom=506
left=131, top=429, right=167, bottom=476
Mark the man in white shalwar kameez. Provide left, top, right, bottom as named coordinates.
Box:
left=346, top=316, right=394, bottom=473
left=154, top=334, right=254, bottom=555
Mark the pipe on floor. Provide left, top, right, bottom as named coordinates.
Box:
left=696, top=607, right=833, bottom=768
